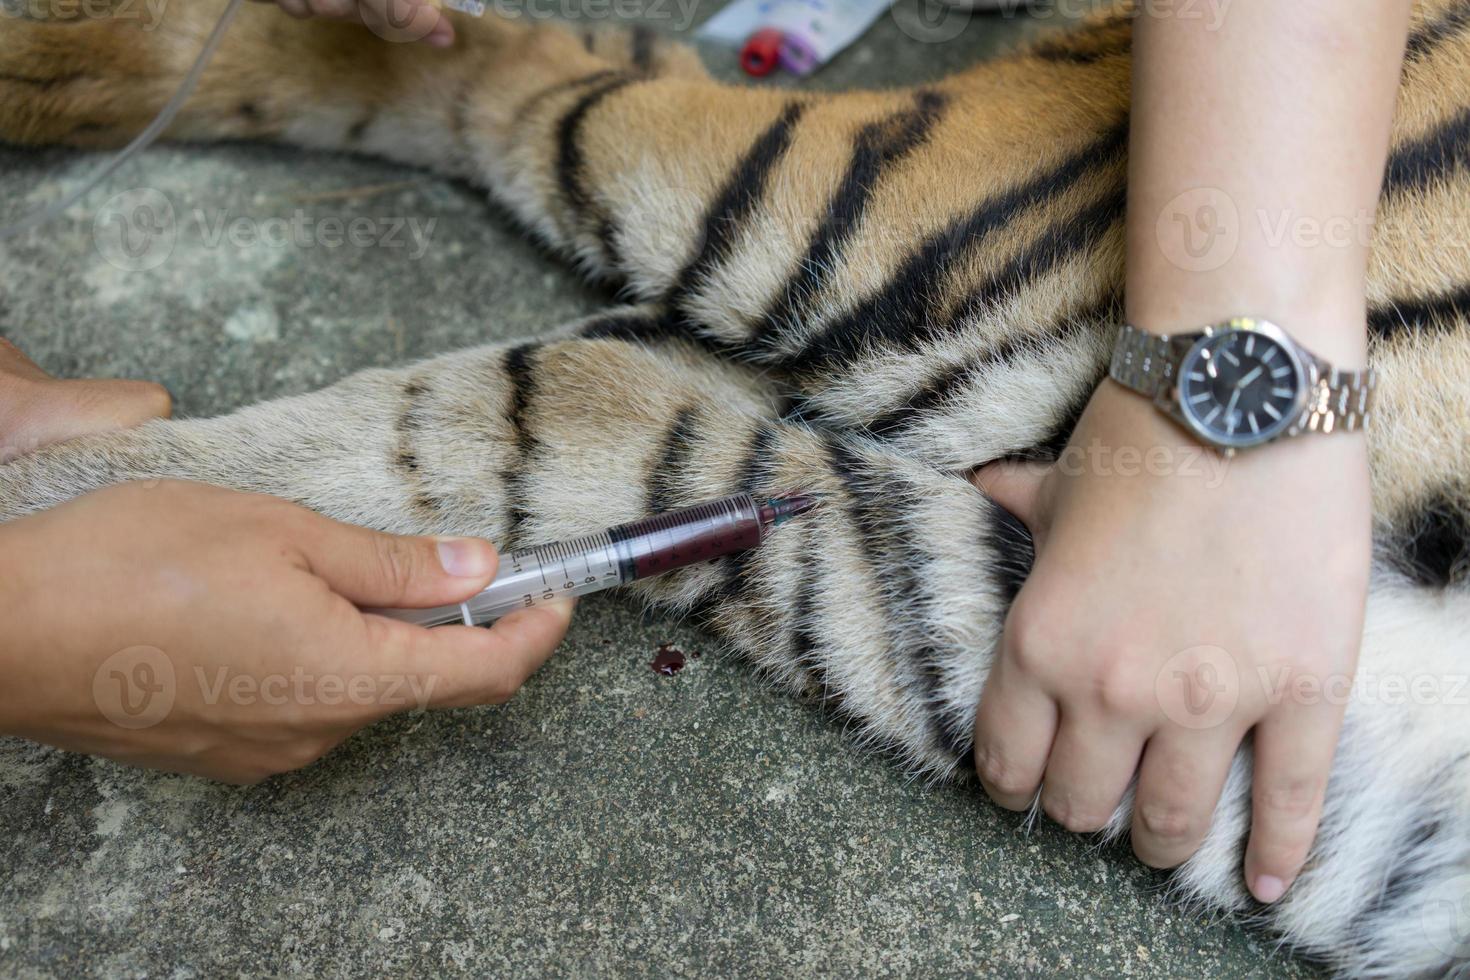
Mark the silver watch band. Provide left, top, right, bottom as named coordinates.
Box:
left=1108, top=322, right=1376, bottom=437
left=1108, top=322, right=1175, bottom=400
left=1301, top=364, right=1376, bottom=434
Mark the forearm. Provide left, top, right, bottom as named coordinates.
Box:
left=1127, top=0, right=1412, bottom=365
left=0, top=518, right=56, bottom=740
left=974, top=0, right=1412, bottom=903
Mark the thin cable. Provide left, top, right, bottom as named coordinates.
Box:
left=0, top=0, right=245, bottom=242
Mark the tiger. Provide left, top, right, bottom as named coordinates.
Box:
left=1, top=0, right=1467, bottom=974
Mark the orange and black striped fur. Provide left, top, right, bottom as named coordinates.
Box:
left=2, top=3, right=1468, bottom=975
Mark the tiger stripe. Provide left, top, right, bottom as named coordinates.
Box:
left=646, top=406, right=701, bottom=516
left=775, top=120, right=1129, bottom=371
left=501, top=342, right=543, bottom=545
left=824, top=436, right=964, bottom=761
left=665, top=101, right=808, bottom=316
left=1405, top=0, right=1470, bottom=60
left=554, top=74, right=640, bottom=268
left=745, top=89, right=950, bottom=350
left=1369, top=283, right=1470, bottom=338
left=864, top=314, right=1103, bottom=437
left=1383, top=107, right=1470, bottom=195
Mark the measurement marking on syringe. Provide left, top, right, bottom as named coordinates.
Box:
left=373, top=493, right=812, bottom=629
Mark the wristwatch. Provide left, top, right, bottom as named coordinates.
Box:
left=1108, top=317, right=1376, bottom=453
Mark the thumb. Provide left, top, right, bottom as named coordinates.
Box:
left=0, top=379, right=173, bottom=460
left=1, top=337, right=172, bottom=451
left=59, top=378, right=175, bottom=430
left=970, top=456, right=1050, bottom=533
left=297, top=514, right=501, bottom=609
left=0, top=336, right=51, bottom=381
left=361, top=599, right=575, bottom=712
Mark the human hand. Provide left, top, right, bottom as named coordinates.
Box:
left=248, top=0, right=456, bottom=47
left=970, top=381, right=1371, bottom=903
left=0, top=480, right=572, bottom=783
left=0, top=337, right=172, bottom=464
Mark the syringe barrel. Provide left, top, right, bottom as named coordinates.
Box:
left=371, top=493, right=766, bottom=628
left=610, top=492, right=765, bottom=580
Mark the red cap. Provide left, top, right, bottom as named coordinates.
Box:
left=740, top=28, right=783, bottom=78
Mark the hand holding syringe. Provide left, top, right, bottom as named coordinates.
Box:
left=371, top=493, right=817, bottom=628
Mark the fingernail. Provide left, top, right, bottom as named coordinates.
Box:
left=1252, top=874, right=1287, bottom=903
left=436, top=537, right=493, bottom=578
left=426, top=22, right=454, bottom=46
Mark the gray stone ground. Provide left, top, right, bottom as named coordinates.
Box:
left=0, top=3, right=1318, bottom=976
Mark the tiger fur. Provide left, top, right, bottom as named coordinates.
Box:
left=1, top=2, right=1468, bottom=975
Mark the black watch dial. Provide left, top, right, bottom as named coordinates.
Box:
left=1177, top=327, right=1304, bottom=448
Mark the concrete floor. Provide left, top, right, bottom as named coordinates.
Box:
left=0, top=3, right=1317, bottom=976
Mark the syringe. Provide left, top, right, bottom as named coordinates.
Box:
left=371, top=493, right=816, bottom=628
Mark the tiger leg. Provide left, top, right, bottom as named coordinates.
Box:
left=0, top=307, right=1011, bottom=773
left=0, top=0, right=1130, bottom=305
left=1, top=312, right=1468, bottom=978
left=0, top=0, right=719, bottom=283
left=0, top=2, right=707, bottom=196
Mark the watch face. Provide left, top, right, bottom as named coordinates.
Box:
left=1177, top=325, right=1305, bottom=448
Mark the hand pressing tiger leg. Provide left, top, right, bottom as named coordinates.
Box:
left=0, top=314, right=1467, bottom=978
